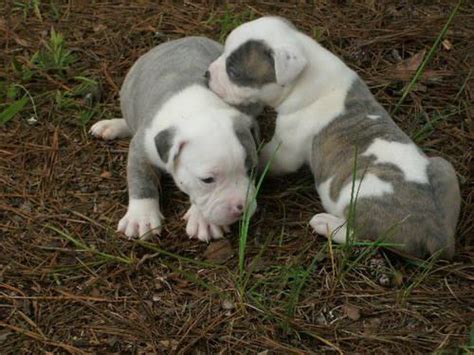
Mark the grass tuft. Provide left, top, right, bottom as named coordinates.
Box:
left=31, top=27, right=76, bottom=76
left=392, top=0, right=462, bottom=114
left=208, top=7, right=255, bottom=42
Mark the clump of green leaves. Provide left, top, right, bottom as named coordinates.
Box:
left=0, top=83, right=37, bottom=126
left=13, top=0, right=42, bottom=21
left=31, top=28, right=76, bottom=76
left=54, top=76, right=101, bottom=126
left=208, top=7, right=255, bottom=42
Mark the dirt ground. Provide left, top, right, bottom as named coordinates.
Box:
left=1, top=1, right=473, bottom=353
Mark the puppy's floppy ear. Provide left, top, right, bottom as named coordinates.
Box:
left=272, top=44, right=307, bottom=86
left=155, top=127, right=176, bottom=163
left=155, top=127, right=186, bottom=168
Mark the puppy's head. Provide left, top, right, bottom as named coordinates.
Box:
left=207, top=17, right=307, bottom=106
left=154, top=112, right=259, bottom=226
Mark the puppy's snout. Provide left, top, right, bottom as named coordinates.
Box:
left=229, top=202, right=244, bottom=219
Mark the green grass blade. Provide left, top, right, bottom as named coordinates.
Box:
left=239, top=143, right=280, bottom=277
left=136, top=240, right=224, bottom=269
left=0, top=96, right=28, bottom=125
left=46, top=225, right=133, bottom=265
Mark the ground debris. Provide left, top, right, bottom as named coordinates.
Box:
left=0, top=1, right=471, bottom=353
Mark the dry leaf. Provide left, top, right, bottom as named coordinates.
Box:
left=391, top=49, right=444, bottom=82
left=393, top=49, right=426, bottom=81
left=100, top=171, right=112, bottom=178
left=342, top=303, right=361, bottom=321
left=93, top=24, right=107, bottom=32
left=203, top=239, right=234, bottom=263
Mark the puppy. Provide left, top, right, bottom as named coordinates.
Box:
left=91, top=37, right=259, bottom=242
left=207, top=17, right=461, bottom=259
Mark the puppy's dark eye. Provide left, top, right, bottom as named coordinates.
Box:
left=227, top=66, right=240, bottom=80
left=200, top=177, right=215, bottom=184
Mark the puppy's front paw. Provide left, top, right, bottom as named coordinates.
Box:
left=117, top=198, right=163, bottom=239
left=183, top=205, right=230, bottom=242
left=90, top=119, right=131, bottom=140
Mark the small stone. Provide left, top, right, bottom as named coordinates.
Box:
left=26, top=116, right=38, bottom=125
left=378, top=274, right=391, bottom=287
left=442, top=39, right=453, bottom=51
left=159, top=340, right=179, bottom=350
left=222, top=299, right=235, bottom=311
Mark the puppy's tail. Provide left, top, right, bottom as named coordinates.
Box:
left=427, top=157, right=461, bottom=260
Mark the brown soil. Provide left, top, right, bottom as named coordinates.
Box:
left=1, top=1, right=473, bottom=353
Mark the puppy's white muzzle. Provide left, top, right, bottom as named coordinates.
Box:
left=208, top=57, right=228, bottom=100
left=195, top=182, right=257, bottom=226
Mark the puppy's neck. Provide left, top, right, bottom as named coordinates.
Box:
left=274, top=33, right=356, bottom=116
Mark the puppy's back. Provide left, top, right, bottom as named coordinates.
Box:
left=120, top=37, right=223, bottom=132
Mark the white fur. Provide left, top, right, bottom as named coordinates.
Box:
left=367, top=114, right=381, bottom=120
left=89, top=118, right=131, bottom=140
left=272, top=44, right=307, bottom=85
left=209, top=18, right=356, bottom=175
left=117, top=198, right=163, bottom=239
left=362, top=138, right=429, bottom=184
left=144, top=85, right=256, bottom=227
left=207, top=17, right=411, bottom=241
left=310, top=213, right=347, bottom=243
left=318, top=174, right=394, bottom=217
left=259, top=83, right=353, bottom=174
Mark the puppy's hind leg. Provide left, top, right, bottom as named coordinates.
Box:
left=90, top=118, right=132, bottom=140
left=310, top=213, right=348, bottom=244
left=427, top=157, right=461, bottom=259
left=429, top=157, right=461, bottom=235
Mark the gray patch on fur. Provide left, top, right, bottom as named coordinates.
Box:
left=154, top=127, right=176, bottom=163
left=234, top=101, right=264, bottom=118
left=127, top=133, right=161, bottom=200
left=120, top=37, right=224, bottom=133
left=226, top=40, right=276, bottom=88
left=233, top=119, right=259, bottom=174
left=310, top=77, right=460, bottom=259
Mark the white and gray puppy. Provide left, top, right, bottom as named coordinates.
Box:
left=207, top=17, right=461, bottom=259
left=90, top=37, right=259, bottom=242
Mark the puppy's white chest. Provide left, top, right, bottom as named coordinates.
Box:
left=275, top=88, right=348, bottom=160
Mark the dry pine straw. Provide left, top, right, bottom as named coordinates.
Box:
left=1, top=1, right=473, bottom=354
